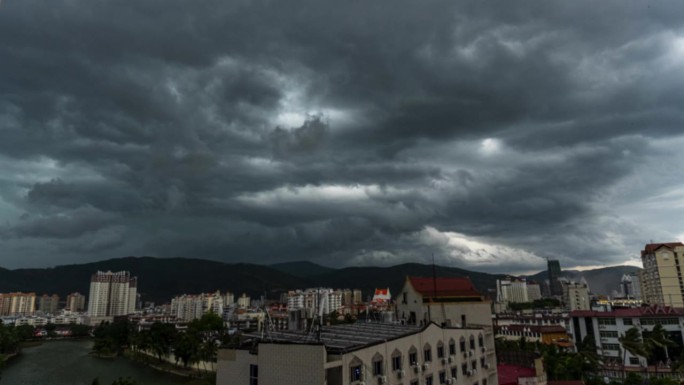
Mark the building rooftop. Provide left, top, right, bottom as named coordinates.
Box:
left=497, top=364, right=537, bottom=385
left=570, top=304, right=684, bottom=318
left=642, top=242, right=684, bottom=256
left=246, top=322, right=480, bottom=354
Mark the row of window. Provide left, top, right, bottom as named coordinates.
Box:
left=598, top=317, right=679, bottom=326
left=354, top=355, right=489, bottom=379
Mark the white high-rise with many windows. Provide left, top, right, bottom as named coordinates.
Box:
left=87, top=271, right=138, bottom=318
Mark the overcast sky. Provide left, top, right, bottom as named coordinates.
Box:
left=1, top=0, right=684, bottom=273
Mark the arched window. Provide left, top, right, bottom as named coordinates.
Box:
left=349, top=356, right=363, bottom=382
left=409, top=346, right=418, bottom=366
left=423, top=342, right=432, bottom=362
left=469, top=335, right=476, bottom=350
left=449, top=338, right=456, bottom=356
left=372, top=352, right=384, bottom=376
left=437, top=340, right=445, bottom=359
left=478, top=333, right=484, bottom=348
left=459, top=336, right=466, bottom=352
left=391, top=349, right=402, bottom=372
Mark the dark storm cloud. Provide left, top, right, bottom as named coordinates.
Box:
left=1, top=0, right=684, bottom=271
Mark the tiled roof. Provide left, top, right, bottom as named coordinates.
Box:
left=642, top=242, right=684, bottom=256
left=497, top=364, right=537, bottom=385
left=408, top=277, right=481, bottom=297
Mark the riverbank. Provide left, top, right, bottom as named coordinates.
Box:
left=125, top=350, right=215, bottom=383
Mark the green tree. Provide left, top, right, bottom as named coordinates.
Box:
left=619, top=327, right=649, bottom=380
left=149, top=322, right=176, bottom=362
left=110, top=377, right=140, bottom=385
left=623, top=372, right=642, bottom=385
left=644, top=324, right=676, bottom=363
left=199, top=339, right=218, bottom=372
left=173, top=332, right=200, bottom=367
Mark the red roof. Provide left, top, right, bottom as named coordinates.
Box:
left=497, top=364, right=537, bottom=385
left=374, top=288, right=389, bottom=296
left=642, top=242, right=683, bottom=257
left=549, top=381, right=584, bottom=385
left=408, top=277, right=481, bottom=297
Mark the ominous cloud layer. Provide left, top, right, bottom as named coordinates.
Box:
left=1, top=0, right=684, bottom=272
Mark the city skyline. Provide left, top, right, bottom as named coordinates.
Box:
left=2, top=1, right=684, bottom=273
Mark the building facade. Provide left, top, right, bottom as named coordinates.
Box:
left=66, top=292, right=87, bottom=312
left=641, top=242, right=684, bottom=307
left=0, top=292, right=36, bottom=316
left=217, top=322, right=498, bottom=385
left=561, top=281, right=590, bottom=311
left=547, top=260, right=563, bottom=297
left=38, top=294, right=60, bottom=314
left=87, top=271, right=138, bottom=319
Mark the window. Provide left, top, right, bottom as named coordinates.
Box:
left=462, top=363, right=468, bottom=375
left=478, top=334, right=484, bottom=348
left=437, top=343, right=445, bottom=358
left=409, top=348, right=418, bottom=365
left=392, top=353, right=402, bottom=371
left=471, top=360, right=477, bottom=370
left=424, top=345, right=432, bottom=362
left=426, top=375, right=434, bottom=385
left=351, top=364, right=363, bottom=381
left=480, top=357, right=485, bottom=368
left=451, top=366, right=458, bottom=379
left=411, top=381, right=419, bottom=385
left=623, top=318, right=633, bottom=325
left=599, top=331, right=618, bottom=338
left=598, top=318, right=616, bottom=325
left=602, top=344, right=620, bottom=351
left=469, top=336, right=475, bottom=350
left=630, top=357, right=640, bottom=365
left=460, top=337, right=466, bottom=352
left=449, top=339, right=456, bottom=355
left=642, top=318, right=678, bottom=325
left=483, top=380, right=487, bottom=385
left=249, top=364, right=258, bottom=385
left=403, top=292, right=408, bottom=304
left=439, top=370, right=447, bottom=384
left=373, top=359, right=384, bottom=376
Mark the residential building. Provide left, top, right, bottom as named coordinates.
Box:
left=495, top=324, right=570, bottom=347
left=561, top=281, right=590, bottom=311
left=547, top=260, right=563, bottom=297
left=371, top=288, right=392, bottom=306
left=66, top=292, right=87, bottom=312
left=170, top=290, right=231, bottom=322
left=640, top=242, right=684, bottom=307
left=0, top=292, right=36, bottom=316
left=217, top=321, right=498, bottom=385
left=87, top=270, right=138, bottom=320
left=237, top=293, right=251, bottom=309
left=497, top=278, right=529, bottom=304
left=353, top=289, right=363, bottom=305
left=569, top=304, right=684, bottom=381
left=38, top=294, right=60, bottom=314
left=526, top=282, right=542, bottom=302
left=286, top=288, right=343, bottom=316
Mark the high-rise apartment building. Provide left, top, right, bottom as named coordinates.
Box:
left=0, top=292, right=36, bottom=316
left=38, top=294, right=60, bottom=314
left=170, top=290, right=233, bottom=322
left=87, top=271, right=138, bottom=318
left=66, top=292, right=87, bottom=312
left=561, top=280, right=590, bottom=311
left=496, top=278, right=529, bottom=304
left=641, top=242, right=684, bottom=307
left=547, top=259, right=563, bottom=297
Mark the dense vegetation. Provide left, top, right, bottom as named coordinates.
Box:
left=497, top=325, right=684, bottom=385
left=508, top=298, right=561, bottom=311
left=92, top=313, right=225, bottom=372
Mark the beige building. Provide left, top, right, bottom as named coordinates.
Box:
left=561, top=281, right=590, bottom=311
left=66, top=292, right=87, bottom=312
left=641, top=242, right=684, bottom=307
left=38, top=294, right=60, bottom=314
left=0, top=292, right=36, bottom=316
left=217, top=322, right=498, bottom=385
left=87, top=271, right=138, bottom=320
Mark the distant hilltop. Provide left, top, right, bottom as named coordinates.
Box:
left=0, top=256, right=639, bottom=303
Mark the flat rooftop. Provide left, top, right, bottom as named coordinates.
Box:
left=248, top=322, right=423, bottom=353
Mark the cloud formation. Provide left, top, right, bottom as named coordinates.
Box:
left=1, top=0, right=684, bottom=272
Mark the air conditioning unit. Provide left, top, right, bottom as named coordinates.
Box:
left=484, top=363, right=490, bottom=369
left=442, top=357, right=448, bottom=365
left=422, top=363, right=430, bottom=371
left=378, top=376, right=387, bottom=384
left=446, top=379, right=454, bottom=385
left=397, top=370, right=405, bottom=379
left=481, top=346, right=486, bottom=353
left=473, top=369, right=477, bottom=374
left=448, top=356, right=454, bottom=363
left=469, top=350, right=474, bottom=357
left=467, top=370, right=473, bottom=376
left=413, top=365, right=422, bottom=374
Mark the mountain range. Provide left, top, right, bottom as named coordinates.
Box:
left=0, top=257, right=640, bottom=304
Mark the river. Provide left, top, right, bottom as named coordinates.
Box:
left=1, top=340, right=192, bottom=385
